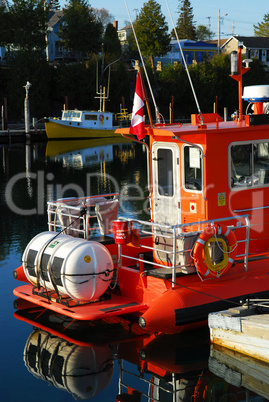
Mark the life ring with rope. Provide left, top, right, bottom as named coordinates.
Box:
left=99, top=114, right=104, bottom=122
left=193, top=224, right=237, bottom=278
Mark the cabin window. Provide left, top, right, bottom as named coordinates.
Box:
left=157, top=148, right=174, bottom=196
left=183, top=146, right=202, bottom=191
left=85, top=114, right=98, bottom=121
left=230, top=141, right=269, bottom=188
left=63, top=111, right=81, bottom=119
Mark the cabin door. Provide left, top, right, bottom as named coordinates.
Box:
left=152, top=143, right=180, bottom=264
left=152, top=142, right=180, bottom=225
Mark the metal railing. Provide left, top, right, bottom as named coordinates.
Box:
left=47, top=196, right=251, bottom=285
left=47, top=193, right=119, bottom=239
left=117, top=214, right=250, bottom=286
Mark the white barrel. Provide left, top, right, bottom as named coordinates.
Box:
left=22, top=231, right=114, bottom=302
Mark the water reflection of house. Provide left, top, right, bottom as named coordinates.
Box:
left=56, top=145, right=113, bottom=169
left=50, top=143, right=136, bottom=170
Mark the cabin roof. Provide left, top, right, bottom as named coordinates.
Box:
left=148, top=119, right=269, bottom=139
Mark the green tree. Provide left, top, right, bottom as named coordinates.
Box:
left=174, top=0, right=196, bottom=40
left=60, top=0, right=103, bottom=62
left=196, top=24, right=214, bottom=41
left=103, top=23, right=122, bottom=65
left=5, top=0, right=47, bottom=56
left=132, top=0, right=170, bottom=70
left=0, top=0, right=11, bottom=46
left=254, top=12, right=269, bottom=36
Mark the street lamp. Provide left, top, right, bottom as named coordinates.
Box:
left=218, top=9, right=228, bottom=55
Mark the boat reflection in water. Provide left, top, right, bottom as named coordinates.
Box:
left=14, top=300, right=269, bottom=401
left=45, top=137, right=133, bottom=159
left=24, top=329, right=114, bottom=400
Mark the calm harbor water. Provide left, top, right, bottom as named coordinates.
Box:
left=1, top=138, right=269, bottom=401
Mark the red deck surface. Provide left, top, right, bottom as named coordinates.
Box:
left=13, top=284, right=148, bottom=320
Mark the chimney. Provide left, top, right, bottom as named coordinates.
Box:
left=114, top=20, right=118, bottom=31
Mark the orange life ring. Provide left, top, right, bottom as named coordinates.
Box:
left=99, top=114, right=104, bottom=122
left=193, top=224, right=237, bottom=278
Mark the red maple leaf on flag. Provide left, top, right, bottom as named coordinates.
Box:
left=129, top=71, right=146, bottom=140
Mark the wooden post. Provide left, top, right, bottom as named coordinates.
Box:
left=224, top=107, right=228, bottom=121
left=32, top=118, right=37, bottom=133
left=2, top=97, right=7, bottom=130
left=24, top=81, right=31, bottom=135
left=1, top=105, right=4, bottom=130
left=64, top=96, right=69, bottom=110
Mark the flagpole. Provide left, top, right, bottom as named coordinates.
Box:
left=139, top=67, right=153, bottom=127
left=124, top=0, right=160, bottom=124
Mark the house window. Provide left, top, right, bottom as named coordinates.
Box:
left=250, top=49, right=259, bottom=58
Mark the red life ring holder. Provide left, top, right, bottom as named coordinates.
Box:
left=193, top=224, right=237, bottom=278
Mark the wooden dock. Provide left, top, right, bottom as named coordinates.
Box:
left=209, top=343, right=269, bottom=399
left=209, top=303, right=269, bottom=363
left=0, top=128, right=46, bottom=143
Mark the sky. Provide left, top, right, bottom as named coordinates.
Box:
left=59, top=0, right=267, bottom=39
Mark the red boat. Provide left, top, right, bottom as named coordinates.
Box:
left=13, top=46, right=269, bottom=334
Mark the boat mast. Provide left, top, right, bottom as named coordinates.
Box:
left=165, top=0, right=205, bottom=126
left=230, top=43, right=250, bottom=122
left=124, top=0, right=161, bottom=124
left=95, top=62, right=110, bottom=112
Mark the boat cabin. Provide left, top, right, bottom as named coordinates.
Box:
left=60, top=109, right=115, bottom=130
left=149, top=100, right=269, bottom=264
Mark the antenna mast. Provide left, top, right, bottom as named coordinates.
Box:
left=124, top=0, right=161, bottom=124
left=165, top=0, right=205, bottom=126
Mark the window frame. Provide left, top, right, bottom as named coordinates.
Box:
left=156, top=147, right=175, bottom=197
left=182, top=144, right=203, bottom=193
left=229, top=139, right=269, bottom=190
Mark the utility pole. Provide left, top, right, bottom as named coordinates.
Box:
left=207, top=16, right=211, bottom=40
left=232, top=21, right=235, bottom=35
left=218, top=9, right=228, bottom=55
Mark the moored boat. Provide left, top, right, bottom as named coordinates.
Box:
left=44, top=81, right=130, bottom=139
left=44, top=109, right=120, bottom=139
left=13, top=45, right=269, bottom=335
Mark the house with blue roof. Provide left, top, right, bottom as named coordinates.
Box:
left=159, top=39, right=218, bottom=66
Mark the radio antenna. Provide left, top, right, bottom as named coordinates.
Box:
left=124, top=0, right=161, bottom=124
left=164, top=0, right=204, bottom=125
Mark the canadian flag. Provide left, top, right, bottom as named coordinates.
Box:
left=129, top=71, right=146, bottom=140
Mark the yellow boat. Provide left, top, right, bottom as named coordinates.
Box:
left=44, top=109, right=121, bottom=139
